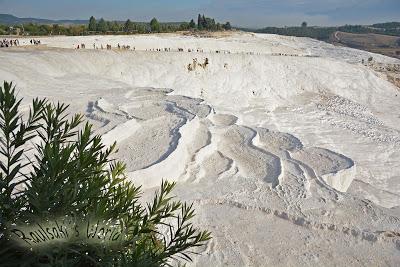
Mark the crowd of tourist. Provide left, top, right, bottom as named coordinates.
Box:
left=0, top=39, right=19, bottom=48
left=76, top=43, right=136, bottom=50
left=0, top=39, right=43, bottom=48
left=29, top=39, right=41, bottom=45
left=0, top=38, right=307, bottom=58
left=73, top=42, right=230, bottom=54
left=0, top=39, right=305, bottom=59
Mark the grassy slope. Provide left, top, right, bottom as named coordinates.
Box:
left=332, top=31, right=400, bottom=59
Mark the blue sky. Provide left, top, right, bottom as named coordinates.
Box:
left=0, top=0, right=399, bottom=27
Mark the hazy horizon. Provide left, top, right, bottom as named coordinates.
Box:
left=0, top=0, right=399, bottom=28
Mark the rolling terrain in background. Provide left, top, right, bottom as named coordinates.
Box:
left=331, top=31, right=400, bottom=59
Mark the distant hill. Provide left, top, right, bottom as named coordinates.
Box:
left=0, top=14, right=188, bottom=26
left=242, top=22, right=400, bottom=43
left=240, top=22, right=400, bottom=59
left=331, top=31, right=400, bottom=59
left=372, top=22, right=400, bottom=29
left=0, top=14, right=87, bottom=25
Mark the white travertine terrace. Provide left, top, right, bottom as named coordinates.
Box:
left=1, top=32, right=400, bottom=266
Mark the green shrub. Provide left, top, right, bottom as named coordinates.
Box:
left=0, top=81, right=211, bottom=266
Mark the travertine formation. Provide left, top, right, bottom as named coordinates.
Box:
left=1, top=32, right=399, bottom=266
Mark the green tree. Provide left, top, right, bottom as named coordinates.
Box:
left=223, top=22, right=232, bottom=30
left=114, top=21, right=122, bottom=32
left=108, top=21, right=121, bottom=32
left=124, top=19, right=134, bottom=33
left=197, top=14, right=203, bottom=30
left=202, top=15, right=207, bottom=28
left=52, top=24, right=60, bottom=35
left=204, top=17, right=215, bottom=30
left=189, top=19, right=196, bottom=29
left=150, top=18, right=160, bottom=32
left=68, top=25, right=86, bottom=36
left=194, top=14, right=223, bottom=31
left=88, top=16, right=97, bottom=31
left=179, top=22, right=190, bottom=31
left=0, top=24, right=6, bottom=35
left=97, top=18, right=108, bottom=33
left=0, top=81, right=211, bottom=266
left=301, top=21, right=308, bottom=28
